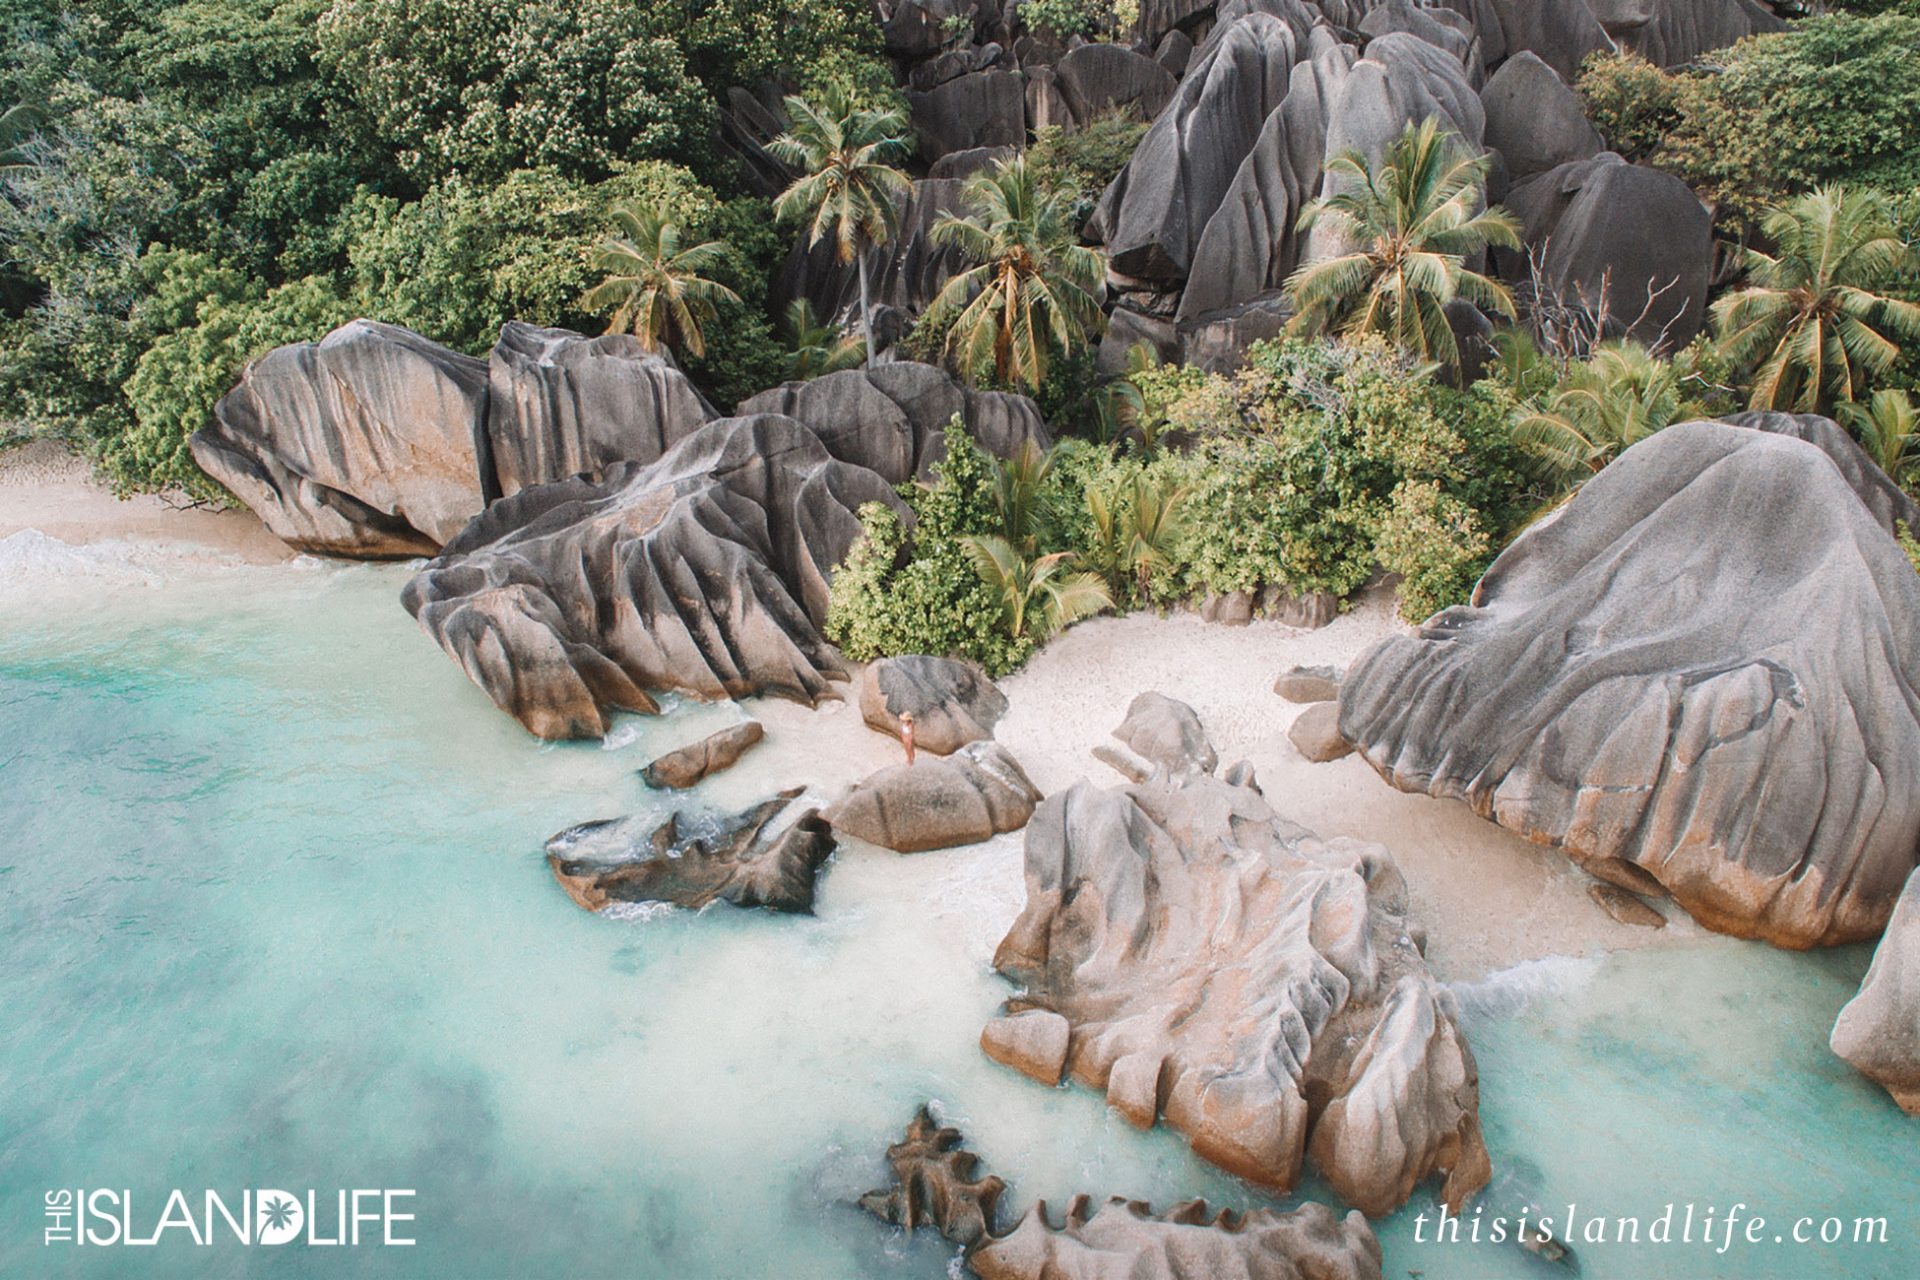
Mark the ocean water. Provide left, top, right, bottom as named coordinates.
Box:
left=0, top=547, right=1913, bottom=1279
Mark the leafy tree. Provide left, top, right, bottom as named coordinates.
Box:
left=960, top=534, right=1111, bottom=641
left=1841, top=388, right=1918, bottom=486
left=780, top=299, right=863, bottom=380
left=1711, top=186, right=1920, bottom=412
left=582, top=202, right=740, bottom=360
left=0, top=98, right=39, bottom=174
left=1285, top=117, right=1520, bottom=372
left=1513, top=340, right=1706, bottom=486
left=925, top=154, right=1106, bottom=390
left=769, top=85, right=913, bottom=365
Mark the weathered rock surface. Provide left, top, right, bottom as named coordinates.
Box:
left=777, top=179, right=973, bottom=328
left=1340, top=419, right=1920, bottom=948
left=1478, top=51, right=1600, bottom=180
left=910, top=70, right=1025, bottom=162
left=859, top=655, right=1008, bottom=756
left=545, top=790, right=835, bottom=914
left=1593, top=0, right=1783, bottom=68
left=858, top=1106, right=1006, bottom=1246
left=403, top=415, right=905, bottom=738
left=1832, top=869, right=1920, bottom=1114
left=193, top=320, right=489, bottom=557
left=972, top=1197, right=1384, bottom=1280
left=1274, top=664, right=1341, bottom=703
left=987, top=699, right=1488, bottom=1214
left=738, top=363, right=1049, bottom=485
left=640, top=720, right=765, bottom=790
left=1055, top=44, right=1180, bottom=124
left=1587, top=882, right=1666, bottom=929
left=1288, top=701, right=1353, bottom=762
left=485, top=322, right=715, bottom=497
left=1113, top=691, right=1219, bottom=775
left=1502, top=153, right=1712, bottom=349
left=828, top=740, right=1041, bottom=852
left=1485, top=0, right=1614, bottom=81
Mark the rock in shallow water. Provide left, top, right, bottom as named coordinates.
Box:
left=640, top=721, right=765, bottom=790
left=858, top=1106, right=1005, bottom=1247
left=1832, top=869, right=1920, bottom=1114
left=545, top=790, right=835, bottom=914
left=986, top=698, right=1488, bottom=1215
left=827, top=741, right=1041, bottom=852
left=858, top=655, right=1007, bottom=756
left=1339, top=417, right=1920, bottom=948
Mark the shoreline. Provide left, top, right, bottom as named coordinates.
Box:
left=0, top=437, right=1691, bottom=981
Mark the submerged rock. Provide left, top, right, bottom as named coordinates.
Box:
left=858, top=1106, right=1005, bottom=1246
left=545, top=790, right=835, bottom=914
left=1340, top=418, right=1920, bottom=948
left=403, top=415, right=905, bottom=739
left=640, top=721, right=765, bottom=790
left=1832, top=869, right=1920, bottom=1114
left=827, top=741, right=1041, bottom=852
left=971, top=1195, right=1383, bottom=1280
left=858, top=655, right=1008, bottom=756
left=986, top=698, right=1488, bottom=1215
left=193, top=320, right=489, bottom=557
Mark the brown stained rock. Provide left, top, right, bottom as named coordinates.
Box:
left=640, top=721, right=765, bottom=790
left=1113, top=691, right=1218, bottom=776
left=827, top=741, right=1040, bottom=853
left=1287, top=702, right=1352, bottom=763
left=1587, top=883, right=1666, bottom=929
left=980, top=1009, right=1070, bottom=1086
left=1832, top=869, right=1920, bottom=1115
left=858, top=656, right=1007, bottom=756
left=1092, top=745, right=1151, bottom=784
left=858, top=1107, right=1005, bottom=1247
left=1273, top=665, right=1341, bottom=704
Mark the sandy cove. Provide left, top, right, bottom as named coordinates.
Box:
left=1, top=438, right=1690, bottom=981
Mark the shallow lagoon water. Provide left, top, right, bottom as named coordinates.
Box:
left=0, top=552, right=1913, bottom=1278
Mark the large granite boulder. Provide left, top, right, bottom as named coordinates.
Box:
left=192, top=320, right=489, bottom=557
left=640, top=720, right=765, bottom=790
left=827, top=740, right=1042, bottom=852
left=545, top=790, right=836, bottom=915
left=858, top=655, right=1008, bottom=756
left=1502, top=153, right=1712, bottom=350
left=1055, top=44, right=1180, bottom=124
left=1340, top=418, right=1920, bottom=948
left=485, top=322, right=714, bottom=498
left=1590, top=0, right=1783, bottom=68
left=985, top=699, right=1488, bottom=1215
left=737, top=363, right=1049, bottom=485
left=909, top=70, right=1026, bottom=162
left=403, top=415, right=905, bottom=739
left=1485, top=0, right=1614, bottom=81
left=1478, top=51, right=1601, bottom=181
left=1112, top=690, right=1218, bottom=775
left=1832, top=869, right=1920, bottom=1115
left=858, top=1106, right=1005, bottom=1247
left=972, top=1197, right=1384, bottom=1280
left=1097, top=8, right=1318, bottom=282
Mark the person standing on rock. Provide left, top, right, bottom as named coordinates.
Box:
left=899, top=712, right=916, bottom=766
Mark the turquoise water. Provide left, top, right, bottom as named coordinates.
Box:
left=0, top=550, right=1914, bottom=1279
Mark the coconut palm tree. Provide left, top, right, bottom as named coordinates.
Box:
left=1711, top=185, right=1920, bottom=414
left=1840, top=388, right=1918, bottom=488
left=988, top=441, right=1056, bottom=554
left=1512, top=340, right=1706, bottom=486
left=961, top=534, right=1111, bottom=641
left=770, top=86, right=913, bottom=365
left=1285, top=117, right=1520, bottom=372
left=583, top=202, right=740, bottom=359
left=781, top=299, right=864, bottom=381
left=925, top=154, right=1107, bottom=390
left=1079, top=470, right=1190, bottom=606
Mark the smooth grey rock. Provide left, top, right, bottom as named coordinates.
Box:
left=827, top=740, right=1042, bottom=852
left=1587, top=882, right=1666, bottom=928
left=989, top=716, right=1488, bottom=1213
left=1479, top=51, right=1601, bottom=180
left=1113, top=691, right=1219, bottom=775
left=1275, top=665, right=1342, bottom=703
left=404, top=415, right=905, bottom=738
left=1832, top=869, right=1920, bottom=1115
left=1590, top=0, right=1783, bottom=68
left=737, top=362, right=1049, bottom=484
left=485, top=322, right=715, bottom=497
left=1154, top=28, right=1194, bottom=77
left=545, top=790, right=834, bottom=914
left=640, top=720, right=765, bottom=790
left=1485, top=0, right=1614, bottom=81
left=1360, top=0, right=1481, bottom=81
left=1179, top=292, right=1292, bottom=373
left=1056, top=43, right=1179, bottom=124
left=1097, top=308, right=1180, bottom=378
left=1200, top=589, right=1256, bottom=625
left=1025, top=65, right=1075, bottom=134
left=1288, top=701, right=1353, bottom=762
left=972, top=1198, right=1385, bottom=1280
left=859, top=655, right=1008, bottom=755
left=1261, top=585, right=1340, bottom=627
left=1339, top=419, right=1920, bottom=948
left=193, top=320, right=489, bottom=557
left=910, top=70, right=1025, bottom=162
left=930, top=144, right=1017, bottom=179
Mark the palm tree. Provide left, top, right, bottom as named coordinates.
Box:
left=1840, top=388, right=1918, bottom=488
left=1120, top=471, right=1189, bottom=600
left=1711, top=185, right=1920, bottom=413
left=961, top=534, right=1112, bottom=641
left=781, top=299, right=864, bottom=381
left=988, top=441, right=1056, bottom=553
left=1285, top=117, right=1520, bottom=372
left=925, top=154, right=1107, bottom=390
left=770, top=86, right=913, bottom=365
left=1513, top=340, right=1705, bottom=486
left=583, top=203, right=740, bottom=359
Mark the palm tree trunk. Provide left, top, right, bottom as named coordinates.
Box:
left=856, top=245, right=876, bottom=366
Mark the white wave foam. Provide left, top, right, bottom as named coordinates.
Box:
left=1448, top=953, right=1601, bottom=1021
left=0, top=528, right=263, bottom=589
left=601, top=900, right=680, bottom=924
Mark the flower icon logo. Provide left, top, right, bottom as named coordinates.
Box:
left=255, top=1190, right=304, bottom=1245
